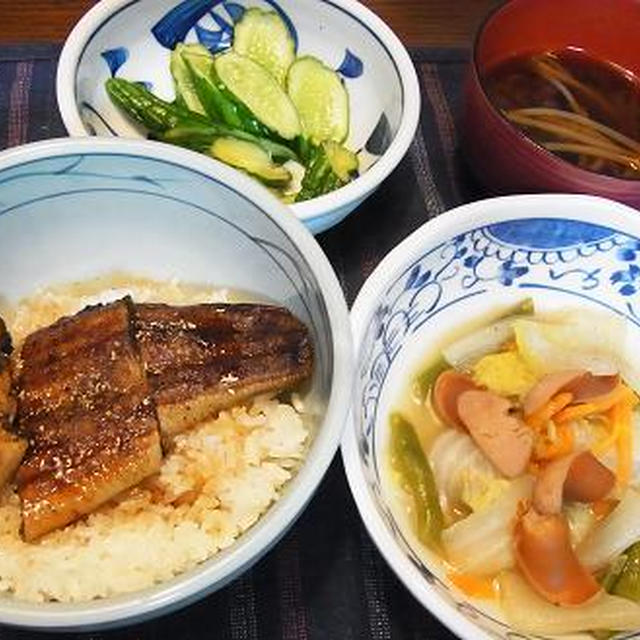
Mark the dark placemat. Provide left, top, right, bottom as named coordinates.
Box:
left=0, top=44, right=484, bottom=640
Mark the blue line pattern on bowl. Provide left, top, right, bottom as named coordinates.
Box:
left=195, top=21, right=232, bottom=53
left=151, top=0, right=299, bottom=53
left=337, top=49, right=363, bottom=78
left=100, top=47, right=129, bottom=76
left=151, top=0, right=221, bottom=49
left=195, top=6, right=238, bottom=52
left=0, top=152, right=332, bottom=397
left=261, top=0, right=298, bottom=51
left=80, top=103, right=118, bottom=136
left=356, top=217, right=640, bottom=640
left=223, top=2, right=246, bottom=23
left=364, top=114, right=391, bottom=155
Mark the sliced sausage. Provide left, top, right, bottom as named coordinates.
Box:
left=523, top=370, right=585, bottom=417
left=565, top=373, right=619, bottom=404
left=523, top=370, right=620, bottom=417
left=457, top=390, right=533, bottom=477
left=533, top=451, right=615, bottom=515
left=514, top=508, right=600, bottom=606
left=533, top=453, right=578, bottom=515
left=432, top=370, right=478, bottom=429
left=564, top=451, right=615, bottom=503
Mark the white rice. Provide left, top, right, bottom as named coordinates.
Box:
left=0, top=275, right=310, bottom=602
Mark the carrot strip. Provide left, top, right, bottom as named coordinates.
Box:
left=448, top=571, right=495, bottom=599
left=588, top=388, right=636, bottom=487
left=616, top=399, right=633, bottom=488
left=534, top=421, right=574, bottom=461
left=591, top=406, right=621, bottom=456
left=554, top=385, right=632, bottom=423
left=553, top=402, right=600, bottom=424
left=526, top=392, right=574, bottom=430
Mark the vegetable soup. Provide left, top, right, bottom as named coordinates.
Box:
left=389, top=300, right=640, bottom=636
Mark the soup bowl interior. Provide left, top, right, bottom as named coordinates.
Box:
left=57, top=0, right=419, bottom=233
left=462, top=0, right=640, bottom=209
left=343, top=193, right=640, bottom=639
left=0, top=137, right=352, bottom=630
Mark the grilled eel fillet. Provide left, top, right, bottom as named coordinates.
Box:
left=15, top=298, right=162, bottom=541
left=134, top=303, right=313, bottom=439
left=0, top=318, right=27, bottom=490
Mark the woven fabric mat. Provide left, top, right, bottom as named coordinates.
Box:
left=0, top=44, right=485, bottom=640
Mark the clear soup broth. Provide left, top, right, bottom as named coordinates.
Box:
left=482, top=49, right=640, bottom=180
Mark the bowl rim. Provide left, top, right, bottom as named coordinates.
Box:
left=342, top=192, right=640, bottom=640
left=55, top=0, right=421, bottom=225
left=469, top=0, right=640, bottom=189
left=0, top=136, right=353, bottom=630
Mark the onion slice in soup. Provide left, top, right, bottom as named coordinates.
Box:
left=441, top=318, right=516, bottom=368
left=500, top=571, right=640, bottom=635
left=443, top=476, right=533, bottom=575
left=514, top=313, right=624, bottom=377
left=579, top=488, right=640, bottom=571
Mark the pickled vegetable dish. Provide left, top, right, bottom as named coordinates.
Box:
left=389, top=301, right=640, bottom=636
left=483, top=49, right=640, bottom=180
left=105, top=8, right=359, bottom=203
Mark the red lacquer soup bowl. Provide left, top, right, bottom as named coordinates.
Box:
left=462, top=0, right=640, bottom=209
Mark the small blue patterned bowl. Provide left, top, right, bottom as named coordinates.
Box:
left=56, top=0, right=420, bottom=234
left=342, top=194, right=640, bottom=640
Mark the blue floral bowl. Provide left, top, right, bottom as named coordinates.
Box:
left=56, top=0, right=420, bottom=234
left=342, top=194, right=640, bottom=640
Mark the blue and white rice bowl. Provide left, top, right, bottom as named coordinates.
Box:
left=343, top=193, right=640, bottom=640
left=56, top=0, right=420, bottom=233
left=0, top=137, right=352, bottom=630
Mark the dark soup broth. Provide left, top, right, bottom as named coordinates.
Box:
left=482, top=49, right=640, bottom=180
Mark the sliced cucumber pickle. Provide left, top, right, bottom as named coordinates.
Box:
left=210, top=137, right=292, bottom=186
left=287, top=56, right=349, bottom=144
left=170, top=43, right=212, bottom=115
left=214, top=51, right=301, bottom=140
left=324, top=141, right=358, bottom=181
left=233, top=8, right=295, bottom=86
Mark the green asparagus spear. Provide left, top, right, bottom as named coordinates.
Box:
left=611, top=542, right=640, bottom=601
left=593, top=544, right=640, bottom=639
left=105, top=77, right=208, bottom=133
left=390, top=413, right=443, bottom=548
left=295, top=141, right=358, bottom=201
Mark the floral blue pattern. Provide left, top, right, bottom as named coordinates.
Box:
left=337, top=49, right=364, bottom=78
left=151, top=0, right=220, bottom=49
left=356, top=216, right=640, bottom=640
left=101, top=47, right=129, bottom=77
left=150, top=0, right=300, bottom=53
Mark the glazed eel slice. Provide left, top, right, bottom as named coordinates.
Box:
left=134, top=303, right=314, bottom=439
left=15, top=298, right=162, bottom=541
left=0, top=317, right=27, bottom=490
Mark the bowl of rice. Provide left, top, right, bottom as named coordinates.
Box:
left=0, top=136, right=352, bottom=630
